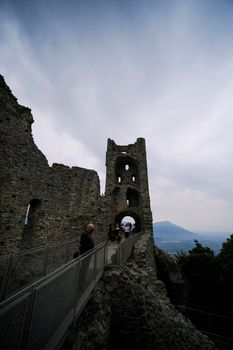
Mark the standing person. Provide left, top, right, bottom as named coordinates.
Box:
left=108, top=223, right=115, bottom=244
left=115, top=223, right=122, bottom=243
left=78, top=223, right=95, bottom=292
left=79, top=223, right=95, bottom=255
left=124, top=223, right=130, bottom=239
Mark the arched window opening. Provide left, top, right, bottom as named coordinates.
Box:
left=132, top=175, right=136, bottom=182
left=117, top=176, right=122, bottom=183
left=24, top=204, right=30, bottom=225
left=23, top=198, right=42, bottom=234
left=126, top=199, right=129, bottom=206
left=125, top=164, right=129, bottom=171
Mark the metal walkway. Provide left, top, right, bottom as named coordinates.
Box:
left=0, top=233, right=141, bottom=350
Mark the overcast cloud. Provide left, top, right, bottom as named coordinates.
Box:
left=1, top=0, right=233, bottom=232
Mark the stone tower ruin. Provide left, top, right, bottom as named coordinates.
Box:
left=105, top=138, right=153, bottom=233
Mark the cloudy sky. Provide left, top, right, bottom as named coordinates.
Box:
left=1, top=0, right=233, bottom=233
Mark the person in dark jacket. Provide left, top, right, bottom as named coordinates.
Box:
left=79, top=223, right=95, bottom=255
left=78, top=223, right=95, bottom=291
left=114, top=223, right=122, bottom=243
left=108, top=223, right=115, bottom=244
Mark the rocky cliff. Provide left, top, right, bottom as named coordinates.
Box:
left=65, top=234, right=216, bottom=349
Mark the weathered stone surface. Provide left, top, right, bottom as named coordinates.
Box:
left=69, top=234, right=216, bottom=349
left=0, top=75, right=107, bottom=254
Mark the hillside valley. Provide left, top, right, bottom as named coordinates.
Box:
left=153, top=221, right=230, bottom=254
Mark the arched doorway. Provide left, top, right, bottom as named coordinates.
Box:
left=120, top=216, right=135, bottom=233
left=115, top=211, right=141, bottom=233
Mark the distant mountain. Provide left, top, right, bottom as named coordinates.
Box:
left=153, top=221, right=230, bottom=255
left=153, top=221, right=198, bottom=242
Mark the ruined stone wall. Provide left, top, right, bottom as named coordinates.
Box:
left=66, top=234, right=216, bottom=350
left=0, top=75, right=107, bottom=255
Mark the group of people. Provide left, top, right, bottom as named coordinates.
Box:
left=108, top=223, right=122, bottom=244
left=72, top=220, right=134, bottom=291
left=108, top=221, right=133, bottom=244
left=73, top=219, right=134, bottom=259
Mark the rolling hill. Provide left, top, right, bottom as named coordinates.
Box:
left=153, top=221, right=198, bottom=241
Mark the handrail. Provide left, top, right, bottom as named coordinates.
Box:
left=0, top=242, right=107, bottom=350
left=0, top=233, right=141, bottom=301
left=0, top=238, right=80, bottom=301
left=176, top=304, right=233, bottom=322
left=0, top=238, right=80, bottom=259
left=0, top=234, right=141, bottom=349
left=175, top=304, right=233, bottom=342
left=181, top=302, right=233, bottom=318
left=107, top=233, right=141, bottom=267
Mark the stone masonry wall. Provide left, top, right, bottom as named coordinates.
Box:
left=0, top=75, right=107, bottom=255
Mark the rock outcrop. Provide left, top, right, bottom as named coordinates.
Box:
left=66, top=234, right=216, bottom=350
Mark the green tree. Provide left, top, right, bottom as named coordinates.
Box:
left=176, top=240, right=221, bottom=309
left=175, top=236, right=233, bottom=335
left=216, top=234, right=233, bottom=312
left=218, top=234, right=233, bottom=267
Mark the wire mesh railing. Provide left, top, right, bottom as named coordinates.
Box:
left=107, top=233, right=141, bottom=267
left=0, top=232, right=142, bottom=349
left=0, top=242, right=106, bottom=350
left=0, top=239, right=79, bottom=301
left=176, top=305, right=233, bottom=349
left=0, top=232, right=142, bottom=302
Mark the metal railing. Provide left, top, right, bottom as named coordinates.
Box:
left=107, top=233, right=141, bottom=267
left=0, top=239, right=79, bottom=301
left=0, top=233, right=142, bottom=349
left=176, top=305, right=233, bottom=349
left=0, top=242, right=106, bottom=350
